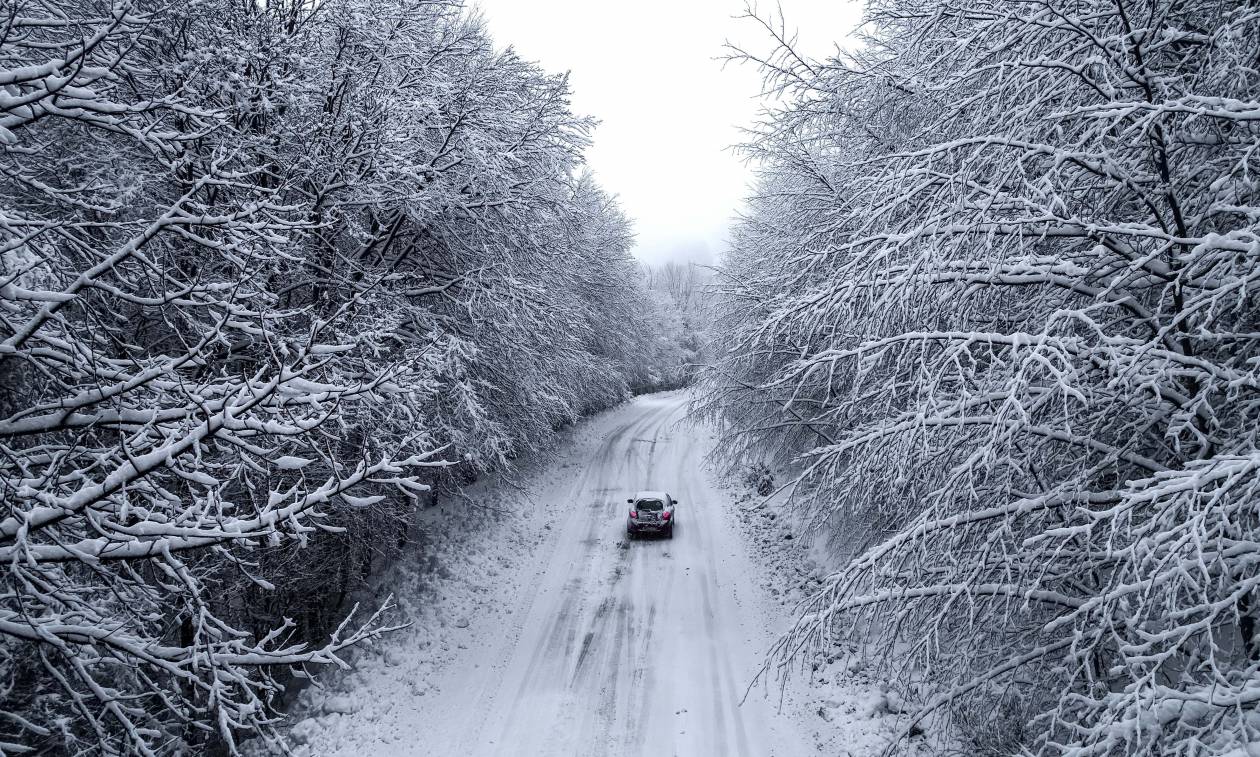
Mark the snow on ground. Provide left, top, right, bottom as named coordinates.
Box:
left=245, top=417, right=592, bottom=751
left=270, top=418, right=600, bottom=753
left=714, top=482, right=936, bottom=756
left=259, top=392, right=923, bottom=756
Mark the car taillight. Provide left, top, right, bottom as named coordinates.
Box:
left=661, top=511, right=671, bottom=520
left=629, top=510, right=637, bottom=518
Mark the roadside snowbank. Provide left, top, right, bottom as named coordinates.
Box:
left=714, top=479, right=934, bottom=756
left=247, top=408, right=620, bottom=755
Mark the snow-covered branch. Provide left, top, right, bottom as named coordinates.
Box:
left=707, top=1, right=1260, bottom=753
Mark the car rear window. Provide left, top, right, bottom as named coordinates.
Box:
left=636, top=499, right=665, bottom=511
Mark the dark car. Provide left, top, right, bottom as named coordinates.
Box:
left=626, top=490, right=677, bottom=539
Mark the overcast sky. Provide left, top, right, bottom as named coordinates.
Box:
left=472, top=1, right=865, bottom=266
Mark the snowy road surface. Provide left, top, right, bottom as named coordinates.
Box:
left=308, top=393, right=819, bottom=756
left=420, top=394, right=811, bottom=756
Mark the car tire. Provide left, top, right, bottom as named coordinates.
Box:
left=666, top=525, right=674, bottom=539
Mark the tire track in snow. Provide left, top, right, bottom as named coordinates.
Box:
left=488, top=400, right=674, bottom=755
left=441, top=408, right=647, bottom=755
left=688, top=431, right=755, bottom=757
left=355, top=394, right=817, bottom=757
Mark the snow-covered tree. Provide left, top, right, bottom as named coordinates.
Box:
left=709, top=1, right=1260, bottom=754
left=636, top=262, right=713, bottom=391
left=0, top=0, right=653, bottom=751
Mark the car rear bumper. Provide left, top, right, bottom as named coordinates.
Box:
left=628, top=520, right=671, bottom=532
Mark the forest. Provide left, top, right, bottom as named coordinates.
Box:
left=3, top=0, right=1259, bottom=755
left=0, top=0, right=701, bottom=752
left=706, top=0, right=1260, bottom=755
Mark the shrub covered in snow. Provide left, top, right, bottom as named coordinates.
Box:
left=743, top=462, right=776, bottom=497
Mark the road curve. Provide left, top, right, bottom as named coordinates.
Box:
left=372, top=393, right=813, bottom=756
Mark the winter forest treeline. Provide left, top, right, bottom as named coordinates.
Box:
left=7, top=0, right=1259, bottom=754
left=0, top=0, right=699, bottom=752
left=705, top=1, right=1260, bottom=755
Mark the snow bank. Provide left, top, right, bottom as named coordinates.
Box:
left=714, top=470, right=936, bottom=756
left=242, top=408, right=626, bottom=756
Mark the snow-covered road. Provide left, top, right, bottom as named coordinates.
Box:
left=418, top=393, right=812, bottom=756
left=301, top=393, right=821, bottom=756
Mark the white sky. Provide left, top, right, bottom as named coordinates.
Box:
left=471, top=0, right=865, bottom=266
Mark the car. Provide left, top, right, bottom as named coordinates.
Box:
left=626, top=490, right=678, bottom=539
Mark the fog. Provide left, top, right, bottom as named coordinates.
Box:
left=472, top=0, right=864, bottom=265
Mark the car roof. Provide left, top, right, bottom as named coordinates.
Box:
left=633, top=490, right=671, bottom=501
